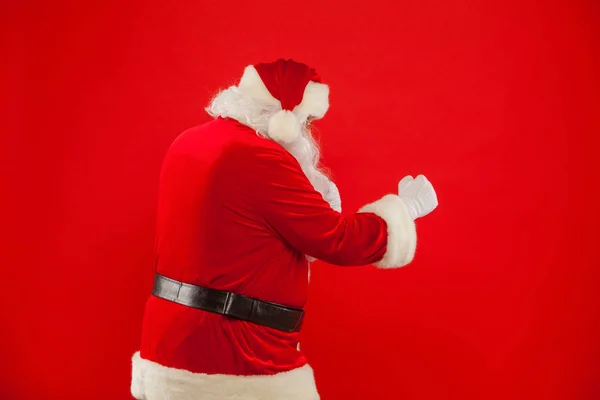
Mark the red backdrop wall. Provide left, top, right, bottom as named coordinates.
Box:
left=2, top=1, right=599, bottom=399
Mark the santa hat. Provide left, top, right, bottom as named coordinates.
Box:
left=237, top=59, right=330, bottom=144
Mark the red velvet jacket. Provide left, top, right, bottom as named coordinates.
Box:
left=139, top=117, right=415, bottom=376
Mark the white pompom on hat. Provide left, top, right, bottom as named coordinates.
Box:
left=267, top=110, right=302, bottom=143
left=236, top=59, right=330, bottom=144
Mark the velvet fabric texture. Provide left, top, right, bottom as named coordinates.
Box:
left=138, top=117, right=389, bottom=377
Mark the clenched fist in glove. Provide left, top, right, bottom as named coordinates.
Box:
left=398, top=175, right=438, bottom=220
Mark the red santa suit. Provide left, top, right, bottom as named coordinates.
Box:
left=131, top=59, right=418, bottom=400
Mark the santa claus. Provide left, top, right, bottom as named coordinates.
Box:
left=131, top=59, right=438, bottom=400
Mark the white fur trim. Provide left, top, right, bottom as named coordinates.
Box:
left=294, top=81, right=330, bottom=119
left=237, top=66, right=280, bottom=106
left=131, top=352, right=320, bottom=400
left=359, top=195, right=417, bottom=268
left=237, top=66, right=329, bottom=120
left=268, top=109, right=301, bottom=144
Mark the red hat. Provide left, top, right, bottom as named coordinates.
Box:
left=237, top=59, right=330, bottom=143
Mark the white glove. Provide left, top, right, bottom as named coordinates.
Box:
left=398, top=175, right=438, bottom=220
left=324, top=180, right=342, bottom=213
left=307, top=179, right=342, bottom=263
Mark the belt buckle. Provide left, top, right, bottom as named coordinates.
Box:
left=222, top=292, right=254, bottom=321
left=222, top=292, right=233, bottom=314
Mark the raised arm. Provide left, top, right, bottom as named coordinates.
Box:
left=242, top=145, right=417, bottom=268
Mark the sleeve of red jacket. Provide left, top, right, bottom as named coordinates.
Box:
left=243, top=145, right=417, bottom=268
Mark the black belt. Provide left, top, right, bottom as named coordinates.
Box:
left=152, top=274, right=305, bottom=333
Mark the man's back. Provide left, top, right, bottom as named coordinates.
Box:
left=155, top=117, right=309, bottom=305
left=141, top=117, right=309, bottom=375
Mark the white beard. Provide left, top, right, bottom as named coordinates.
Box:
left=278, top=129, right=330, bottom=198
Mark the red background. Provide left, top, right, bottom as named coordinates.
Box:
left=2, top=0, right=599, bottom=399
